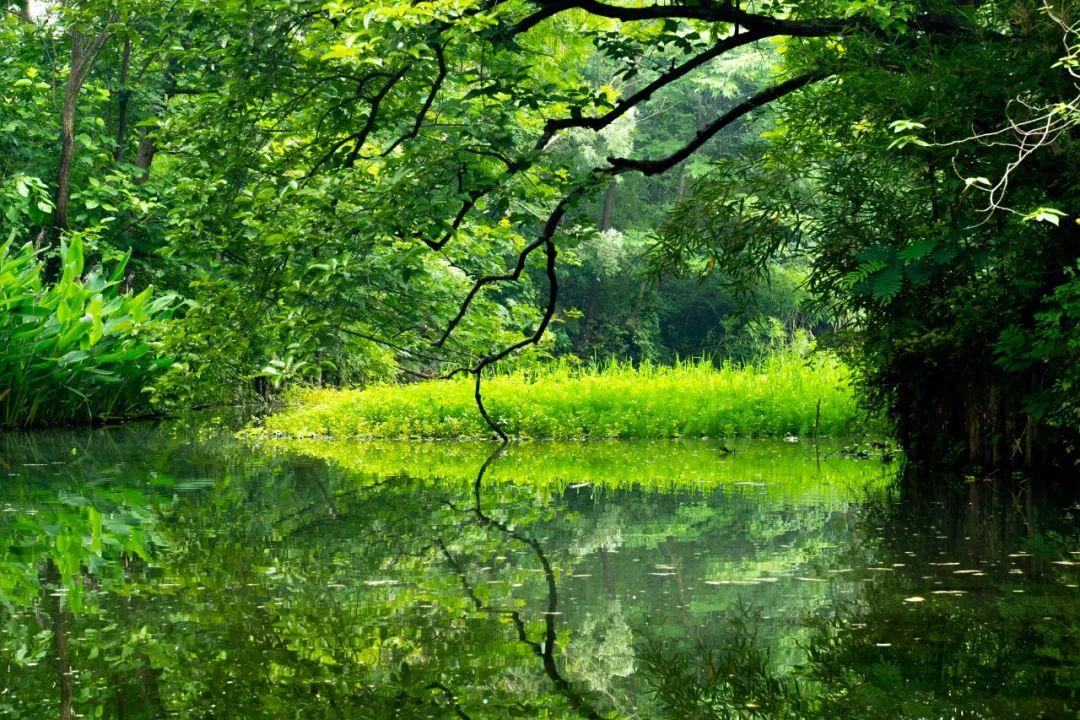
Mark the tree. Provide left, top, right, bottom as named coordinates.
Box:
left=655, top=1, right=1079, bottom=470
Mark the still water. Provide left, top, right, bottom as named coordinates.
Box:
left=1, top=415, right=1077, bottom=719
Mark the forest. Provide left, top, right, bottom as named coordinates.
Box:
left=1, top=0, right=1078, bottom=717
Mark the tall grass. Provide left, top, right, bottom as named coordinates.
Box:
left=256, top=353, right=863, bottom=440
left=0, top=237, right=174, bottom=428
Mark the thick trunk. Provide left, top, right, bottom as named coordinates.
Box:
left=49, top=21, right=110, bottom=276
left=137, top=655, right=164, bottom=719
left=579, top=277, right=601, bottom=353
left=53, top=70, right=79, bottom=238
left=132, top=130, right=157, bottom=183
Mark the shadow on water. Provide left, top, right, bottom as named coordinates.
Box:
left=0, top=416, right=1077, bottom=718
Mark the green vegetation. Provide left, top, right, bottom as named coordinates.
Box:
left=256, top=354, right=860, bottom=439
left=0, top=237, right=173, bottom=428
left=1, top=0, right=1078, bottom=460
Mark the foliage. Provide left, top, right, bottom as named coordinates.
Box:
left=2, top=0, right=1077, bottom=472
left=0, top=237, right=174, bottom=427
left=653, top=2, right=1080, bottom=468
left=253, top=351, right=862, bottom=439
left=997, top=262, right=1080, bottom=438
left=256, top=436, right=889, bottom=496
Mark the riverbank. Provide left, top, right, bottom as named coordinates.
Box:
left=252, top=354, right=865, bottom=440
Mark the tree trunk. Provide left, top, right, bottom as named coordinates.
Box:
left=579, top=277, right=601, bottom=354
left=53, top=62, right=80, bottom=238
left=44, top=561, right=74, bottom=720
left=599, top=180, right=616, bottom=231
left=895, top=362, right=1050, bottom=474
left=49, top=19, right=111, bottom=276
left=132, top=130, right=157, bottom=183
left=113, top=36, right=132, bottom=162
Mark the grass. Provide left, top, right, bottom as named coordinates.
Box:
left=254, top=352, right=865, bottom=440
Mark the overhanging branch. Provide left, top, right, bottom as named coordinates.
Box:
left=604, top=71, right=826, bottom=176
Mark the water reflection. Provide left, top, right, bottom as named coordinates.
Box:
left=0, top=418, right=1076, bottom=718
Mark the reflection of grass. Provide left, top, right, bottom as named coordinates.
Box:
left=253, top=354, right=862, bottom=440
left=254, top=437, right=893, bottom=501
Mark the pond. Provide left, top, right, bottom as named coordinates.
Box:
left=1, top=416, right=1078, bottom=719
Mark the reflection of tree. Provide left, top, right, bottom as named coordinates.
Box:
left=0, top=468, right=169, bottom=719
left=634, top=476, right=1080, bottom=719
left=639, top=602, right=806, bottom=720
left=7, top=424, right=1072, bottom=719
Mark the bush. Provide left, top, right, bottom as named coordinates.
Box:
left=0, top=237, right=174, bottom=427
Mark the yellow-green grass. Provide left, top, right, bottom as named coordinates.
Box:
left=253, top=353, right=864, bottom=440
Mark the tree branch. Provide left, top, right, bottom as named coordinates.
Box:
left=604, top=72, right=825, bottom=175
left=512, top=0, right=989, bottom=40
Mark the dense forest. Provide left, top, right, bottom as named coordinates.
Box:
left=1, top=0, right=1078, bottom=470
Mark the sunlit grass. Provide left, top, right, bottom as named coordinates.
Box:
left=254, top=352, right=865, bottom=440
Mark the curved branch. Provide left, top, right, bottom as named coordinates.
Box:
left=377, top=42, right=448, bottom=158
left=439, top=186, right=586, bottom=439
left=544, top=28, right=771, bottom=136
left=439, top=74, right=827, bottom=440
left=512, top=0, right=989, bottom=40
left=434, top=235, right=548, bottom=347
left=604, top=71, right=825, bottom=176
left=305, top=62, right=412, bottom=178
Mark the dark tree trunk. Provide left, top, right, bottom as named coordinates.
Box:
left=578, top=181, right=617, bottom=353
left=113, top=36, right=132, bottom=162
left=132, top=130, right=157, bottom=183
left=895, top=363, right=1052, bottom=475
left=54, top=68, right=79, bottom=238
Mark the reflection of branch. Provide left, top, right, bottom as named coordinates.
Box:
left=438, top=446, right=604, bottom=719
left=435, top=538, right=542, bottom=656
left=427, top=682, right=474, bottom=720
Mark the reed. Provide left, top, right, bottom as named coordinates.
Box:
left=256, top=352, right=864, bottom=440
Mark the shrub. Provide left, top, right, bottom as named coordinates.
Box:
left=0, top=237, right=174, bottom=427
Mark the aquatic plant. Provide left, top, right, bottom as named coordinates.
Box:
left=0, top=237, right=174, bottom=427
left=254, top=353, right=864, bottom=440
